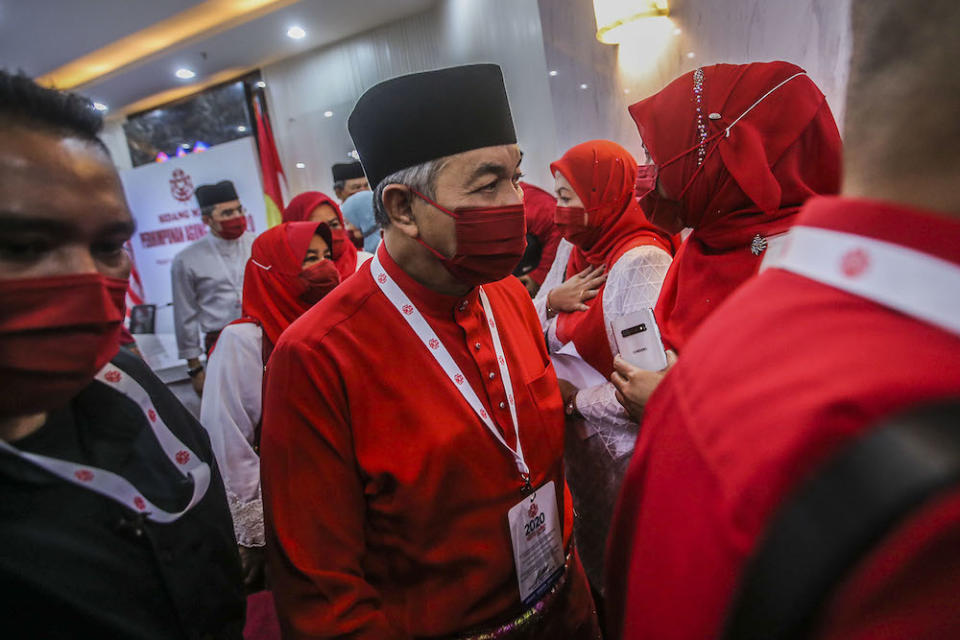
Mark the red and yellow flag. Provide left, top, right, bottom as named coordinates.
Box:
left=253, top=94, right=286, bottom=228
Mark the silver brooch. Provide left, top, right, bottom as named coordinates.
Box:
left=750, top=234, right=768, bottom=256
left=693, top=68, right=706, bottom=166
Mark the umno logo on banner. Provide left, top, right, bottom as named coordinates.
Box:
left=119, top=137, right=268, bottom=306
left=170, top=169, right=194, bottom=202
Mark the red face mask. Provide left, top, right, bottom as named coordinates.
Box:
left=297, top=260, right=341, bottom=306
left=411, top=190, right=527, bottom=287
left=329, top=227, right=348, bottom=259
left=555, top=205, right=603, bottom=250
left=0, top=273, right=127, bottom=418
left=218, top=216, right=247, bottom=240
left=634, top=163, right=687, bottom=235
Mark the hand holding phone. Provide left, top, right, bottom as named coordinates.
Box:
left=611, top=309, right=668, bottom=371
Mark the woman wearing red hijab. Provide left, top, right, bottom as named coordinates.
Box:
left=199, top=221, right=340, bottom=588
left=532, top=139, right=674, bottom=595
left=611, top=61, right=842, bottom=420
left=282, top=191, right=374, bottom=280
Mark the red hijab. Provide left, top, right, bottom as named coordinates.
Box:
left=549, top=140, right=675, bottom=376
left=283, top=191, right=358, bottom=280
left=629, top=61, right=842, bottom=352
left=239, top=221, right=328, bottom=357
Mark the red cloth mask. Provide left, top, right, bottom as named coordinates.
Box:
left=283, top=191, right=359, bottom=281
left=411, top=190, right=527, bottom=287
left=628, top=62, right=842, bottom=352
left=0, top=273, right=126, bottom=418
left=218, top=215, right=248, bottom=240
left=555, top=206, right=603, bottom=249
left=298, top=260, right=341, bottom=306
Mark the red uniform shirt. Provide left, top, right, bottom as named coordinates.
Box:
left=261, top=244, right=586, bottom=638
left=606, top=197, right=960, bottom=639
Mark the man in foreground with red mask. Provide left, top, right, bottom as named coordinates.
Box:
left=605, top=0, right=960, bottom=638
left=260, top=64, right=599, bottom=639
left=171, top=180, right=254, bottom=396
left=0, top=71, right=244, bottom=637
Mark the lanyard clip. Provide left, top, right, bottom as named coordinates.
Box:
left=521, top=473, right=533, bottom=494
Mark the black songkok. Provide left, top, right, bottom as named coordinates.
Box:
left=195, top=180, right=239, bottom=208
left=331, top=161, right=365, bottom=183
left=348, top=64, right=517, bottom=188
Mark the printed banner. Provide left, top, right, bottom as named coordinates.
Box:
left=120, top=137, right=267, bottom=305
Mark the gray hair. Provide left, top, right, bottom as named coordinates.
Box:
left=372, top=158, right=447, bottom=227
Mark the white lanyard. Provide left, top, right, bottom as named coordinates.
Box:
left=763, top=225, right=960, bottom=337
left=208, top=234, right=243, bottom=303
left=0, top=362, right=211, bottom=523
left=371, top=255, right=531, bottom=487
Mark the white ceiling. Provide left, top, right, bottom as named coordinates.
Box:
left=0, top=0, right=438, bottom=113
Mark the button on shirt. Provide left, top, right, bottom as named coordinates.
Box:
left=171, top=232, right=254, bottom=360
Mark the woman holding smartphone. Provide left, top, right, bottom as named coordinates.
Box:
left=532, top=139, right=675, bottom=600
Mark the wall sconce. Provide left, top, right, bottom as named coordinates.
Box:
left=594, top=0, right=670, bottom=44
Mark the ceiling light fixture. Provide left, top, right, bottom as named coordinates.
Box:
left=255, top=81, right=266, bottom=89
left=92, top=102, right=108, bottom=112
left=580, top=83, right=589, bottom=90
left=237, top=125, right=248, bottom=132
left=295, top=162, right=306, bottom=169
left=287, top=26, right=306, bottom=39
left=549, top=70, right=558, bottom=77
left=323, top=110, right=334, bottom=118
left=594, top=0, right=669, bottom=44
left=175, top=68, right=196, bottom=79
left=686, top=51, right=696, bottom=59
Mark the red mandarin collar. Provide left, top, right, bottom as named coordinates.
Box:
left=376, top=243, right=481, bottom=319
left=798, top=197, right=960, bottom=266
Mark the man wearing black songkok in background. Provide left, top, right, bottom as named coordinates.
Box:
left=261, top=64, right=600, bottom=639
left=331, top=160, right=369, bottom=203
left=171, top=180, right=254, bottom=395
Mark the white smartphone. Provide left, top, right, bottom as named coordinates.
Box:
left=612, top=309, right=669, bottom=371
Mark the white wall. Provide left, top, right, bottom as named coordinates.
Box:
left=262, top=0, right=560, bottom=197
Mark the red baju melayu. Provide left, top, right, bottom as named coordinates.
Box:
left=606, top=197, right=960, bottom=639
left=260, top=243, right=596, bottom=639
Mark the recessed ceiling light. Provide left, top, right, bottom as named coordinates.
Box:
left=180, top=143, right=191, bottom=149
left=175, top=68, right=196, bottom=79
left=549, top=70, right=558, bottom=77
left=686, top=51, right=696, bottom=59
left=295, top=162, right=306, bottom=169
left=287, top=26, right=306, bottom=39
left=580, top=83, right=589, bottom=90
left=237, top=125, right=247, bottom=132
left=92, top=102, right=108, bottom=112
left=674, top=28, right=682, bottom=35
left=255, top=80, right=266, bottom=89
left=323, top=110, right=334, bottom=118
left=623, top=89, right=631, bottom=94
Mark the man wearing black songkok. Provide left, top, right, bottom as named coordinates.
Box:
left=170, top=180, right=254, bottom=395
left=331, top=161, right=369, bottom=203
left=261, top=64, right=600, bottom=639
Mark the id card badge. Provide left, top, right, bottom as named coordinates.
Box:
left=507, top=480, right=565, bottom=605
